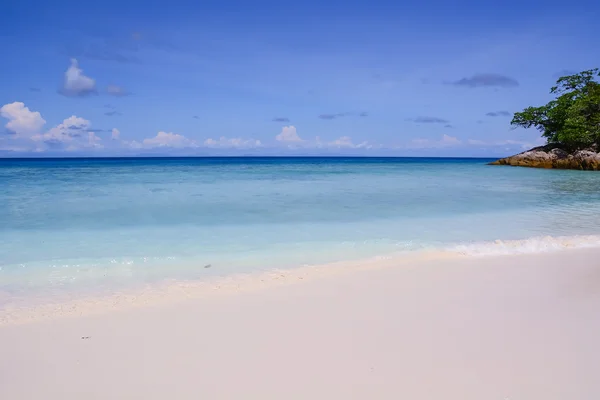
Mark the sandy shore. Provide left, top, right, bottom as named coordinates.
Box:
left=1, top=249, right=599, bottom=399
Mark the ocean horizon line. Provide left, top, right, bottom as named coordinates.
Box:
left=0, top=155, right=497, bottom=161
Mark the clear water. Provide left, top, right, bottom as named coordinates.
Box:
left=2, top=157, right=600, bottom=299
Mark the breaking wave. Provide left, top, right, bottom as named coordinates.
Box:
left=449, top=235, right=600, bottom=256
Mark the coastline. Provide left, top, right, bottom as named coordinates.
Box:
left=3, top=234, right=600, bottom=326
left=0, top=249, right=457, bottom=326
left=489, top=144, right=600, bottom=170
left=1, top=247, right=599, bottom=399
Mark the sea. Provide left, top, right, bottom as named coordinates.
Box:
left=2, top=157, right=600, bottom=304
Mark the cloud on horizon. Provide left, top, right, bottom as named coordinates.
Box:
left=467, top=137, right=546, bottom=150
left=143, top=131, right=198, bottom=148
left=0, top=102, right=47, bottom=137
left=0, top=101, right=545, bottom=156
left=325, top=136, right=371, bottom=149
left=1, top=102, right=104, bottom=151
left=204, top=137, right=263, bottom=149
left=410, top=134, right=461, bottom=149
left=33, top=116, right=94, bottom=144
left=276, top=126, right=303, bottom=142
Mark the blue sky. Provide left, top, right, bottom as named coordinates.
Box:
left=1, top=0, right=598, bottom=157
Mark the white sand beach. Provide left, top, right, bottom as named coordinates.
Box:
left=1, top=249, right=599, bottom=399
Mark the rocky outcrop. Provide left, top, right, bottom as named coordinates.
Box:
left=489, top=144, right=600, bottom=170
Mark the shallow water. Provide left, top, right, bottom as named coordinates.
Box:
left=2, top=157, right=600, bottom=299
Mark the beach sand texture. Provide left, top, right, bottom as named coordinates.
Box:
left=1, top=249, right=599, bottom=399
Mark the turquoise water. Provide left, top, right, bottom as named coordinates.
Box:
left=2, top=157, right=600, bottom=299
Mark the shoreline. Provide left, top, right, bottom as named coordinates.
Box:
left=2, top=237, right=600, bottom=326
left=0, top=249, right=459, bottom=326
left=1, top=247, right=599, bottom=399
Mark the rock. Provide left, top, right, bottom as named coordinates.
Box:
left=489, top=144, right=600, bottom=170
left=550, top=148, right=569, bottom=159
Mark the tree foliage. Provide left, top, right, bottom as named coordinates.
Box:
left=511, top=68, right=600, bottom=150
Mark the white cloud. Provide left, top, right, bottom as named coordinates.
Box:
left=88, top=132, right=102, bottom=146
left=129, top=140, right=143, bottom=149
left=107, top=85, right=129, bottom=97
left=115, top=139, right=143, bottom=149
left=330, top=136, right=354, bottom=147
left=204, top=137, right=262, bottom=149
left=276, top=125, right=303, bottom=142
left=467, top=137, right=546, bottom=150
left=0, top=102, right=46, bottom=137
left=274, top=130, right=375, bottom=150
left=142, top=131, right=198, bottom=148
left=406, top=135, right=545, bottom=152
left=441, top=134, right=460, bottom=145
left=410, top=134, right=461, bottom=149
left=32, top=115, right=92, bottom=144
left=61, top=59, right=96, bottom=97
left=65, top=132, right=103, bottom=151
left=0, top=101, right=114, bottom=152
left=327, top=136, right=371, bottom=149
left=107, top=128, right=142, bottom=150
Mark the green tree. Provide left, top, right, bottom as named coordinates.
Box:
left=511, top=68, right=600, bottom=150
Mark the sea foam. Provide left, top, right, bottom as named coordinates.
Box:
left=450, top=235, right=600, bottom=256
